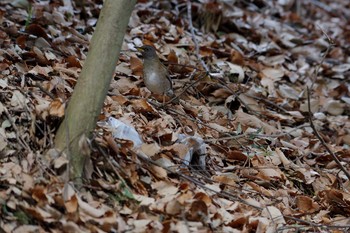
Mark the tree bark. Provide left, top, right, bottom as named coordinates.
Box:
left=55, top=0, right=136, bottom=182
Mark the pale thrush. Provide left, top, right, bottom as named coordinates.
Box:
left=137, top=45, right=174, bottom=97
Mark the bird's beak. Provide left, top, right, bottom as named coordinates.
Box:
left=136, top=47, right=144, bottom=52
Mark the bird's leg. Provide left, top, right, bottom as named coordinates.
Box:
left=162, top=94, right=166, bottom=105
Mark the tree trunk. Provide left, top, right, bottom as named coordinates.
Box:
left=54, top=0, right=136, bottom=182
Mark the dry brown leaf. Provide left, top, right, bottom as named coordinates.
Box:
left=177, top=190, right=194, bottom=205
left=227, top=150, right=248, bottom=161
left=319, top=189, right=350, bottom=216
left=130, top=56, right=143, bottom=76
left=77, top=197, right=106, bottom=218
left=134, top=194, right=155, bottom=206
left=194, top=192, right=212, bottom=205
left=28, top=65, right=53, bottom=76
left=260, top=67, right=284, bottom=96
left=26, top=24, right=49, bottom=40
left=10, top=90, right=28, bottom=108
left=165, top=199, right=181, bottom=215
left=233, top=110, right=278, bottom=135
left=65, top=55, right=82, bottom=68
left=212, top=175, right=237, bottom=186
left=167, top=49, right=178, bottom=64
left=261, top=206, right=285, bottom=224
left=275, top=148, right=292, bottom=168
left=2, top=0, right=350, bottom=231
left=149, top=164, right=168, bottom=179
left=152, top=181, right=178, bottom=196
left=187, top=200, right=208, bottom=221
left=295, top=195, right=319, bottom=214
left=31, top=185, right=49, bottom=204
left=65, top=194, right=78, bottom=213
left=131, top=98, right=157, bottom=115
left=49, top=98, right=65, bottom=117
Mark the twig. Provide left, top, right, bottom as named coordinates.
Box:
left=165, top=70, right=206, bottom=105
left=310, top=25, right=334, bottom=90
left=246, top=94, right=289, bottom=114
left=31, top=82, right=56, bottom=100
left=309, top=0, right=333, bottom=13
left=96, top=138, right=133, bottom=194
left=186, top=0, right=210, bottom=73
left=307, top=87, right=350, bottom=181
left=135, top=150, right=350, bottom=230
left=166, top=106, right=232, bottom=137
left=305, top=28, right=350, bottom=181
left=282, top=214, right=350, bottom=231
left=136, top=151, right=263, bottom=210
left=3, top=107, right=31, bottom=151
left=165, top=62, right=204, bottom=72
left=205, top=123, right=310, bottom=143
left=213, top=78, right=260, bottom=117
left=186, top=0, right=260, bottom=118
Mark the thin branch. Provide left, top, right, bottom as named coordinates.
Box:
left=186, top=0, right=210, bottom=73
left=307, top=87, right=350, bottom=180
left=97, top=137, right=133, bottom=194
left=186, top=0, right=260, bottom=118
left=246, top=94, right=289, bottom=114
left=164, top=70, right=206, bottom=105
left=135, top=149, right=350, bottom=230
left=136, top=150, right=263, bottom=210
left=309, top=0, right=333, bottom=13
left=282, top=214, right=350, bottom=230
left=165, top=62, right=205, bottom=72
left=3, top=107, right=31, bottom=151
left=31, top=82, right=55, bottom=100
left=310, top=25, right=334, bottom=90
left=305, top=27, right=350, bottom=181
left=204, top=123, right=310, bottom=143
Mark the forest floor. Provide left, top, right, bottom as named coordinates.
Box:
left=1, top=0, right=350, bottom=232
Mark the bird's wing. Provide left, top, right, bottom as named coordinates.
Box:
left=159, top=61, right=173, bottom=88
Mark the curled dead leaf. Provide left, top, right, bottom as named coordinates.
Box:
left=187, top=200, right=208, bottom=221
left=49, top=98, right=65, bottom=117
left=194, top=192, right=212, bottom=205
left=31, top=185, right=48, bottom=204
left=65, top=55, right=82, bottom=68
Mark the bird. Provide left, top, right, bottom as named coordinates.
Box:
left=136, top=45, right=174, bottom=97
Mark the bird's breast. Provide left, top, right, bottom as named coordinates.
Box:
left=143, top=68, right=171, bottom=94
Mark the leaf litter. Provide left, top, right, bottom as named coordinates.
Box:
left=0, top=0, right=350, bottom=232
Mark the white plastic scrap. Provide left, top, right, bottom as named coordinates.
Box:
left=177, top=134, right=207, bottom=169
left=107, top=117, right=143, bottom=148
